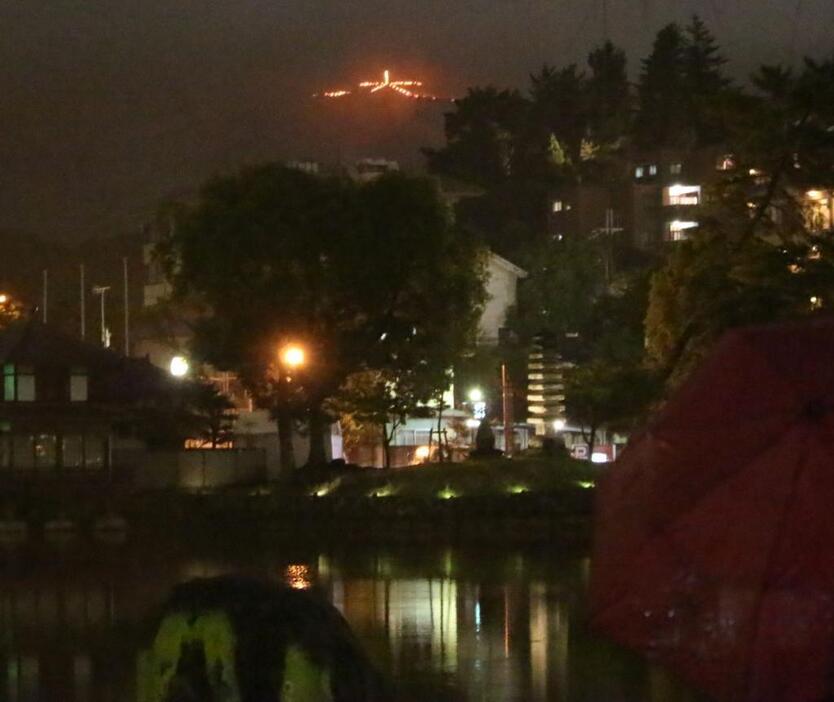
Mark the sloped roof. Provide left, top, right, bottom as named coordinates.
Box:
left=0, top=319, right=177, bottom=403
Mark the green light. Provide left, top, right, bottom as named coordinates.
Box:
left=438, top=485, right=459, bottom=500
left=575, top=480, right=595, bottom=490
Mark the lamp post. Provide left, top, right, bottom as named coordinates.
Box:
left=92, top=286, right=111, bottom=347
left=276, top=343, right=307, bottom=473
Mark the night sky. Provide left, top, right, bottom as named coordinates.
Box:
left=2, top=0, right=833, bottom=243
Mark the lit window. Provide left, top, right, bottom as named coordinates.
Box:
left=649, top=164, right=658, bottom=176
left=62, top=435, right=84, bottom=468
left=664, top=184, right=701, bottom=206
left=552, top=200, right=563, bottom=213
left=34, top=434, right=57, bottom=469
left=84, top=437, right=106, bottom=469
left=3, top=364, right=13, bottom=401
left=670, top=163, right=682, bottom=175
left=5, top=365, right=36, bottom=402
left=70, top=368, right=88, bottom=402
left=635, top=166, right=644, bottom=179
left=810, top=296, right=824, bottom=310
left=667, top=220, right=698, bottom=241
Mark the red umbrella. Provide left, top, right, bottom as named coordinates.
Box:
left=590, top=316, right=834, bottom=702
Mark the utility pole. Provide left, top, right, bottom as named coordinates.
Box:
left=592, top=207, right=624, bottom=287
left=123, top=257, right=130, bottom=356
left=92, top=286, right=111, bottom=348
left=42, top=269, right=48, bottom=324
left=80, top=265, right=86, bottom=340
left=502, top=363, right=514, bottom=458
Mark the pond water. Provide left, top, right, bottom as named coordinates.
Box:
left=0, top=540, right=705, bottom=701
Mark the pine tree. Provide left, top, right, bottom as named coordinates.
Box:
left=587, top=41, right=631, bottom=146
left=683, top=15, right=731, bottom=145
left=635, top=23, right=688, bottom=148
left=529, top=64, right=588, bottom=166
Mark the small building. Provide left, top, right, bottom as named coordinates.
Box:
left=478, top=253, right=527, bottom=346
left=0, top=320, right=181, bottom=483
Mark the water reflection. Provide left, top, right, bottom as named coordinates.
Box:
left=0, top=544, right=705, bottom=701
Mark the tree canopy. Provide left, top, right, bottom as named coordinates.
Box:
left=158, top=165, right=485, bottom=467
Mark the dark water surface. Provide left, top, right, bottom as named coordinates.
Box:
left=0, top=539, right=704, bottom=701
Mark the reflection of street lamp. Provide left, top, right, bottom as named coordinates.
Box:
left=169, top=355, right=190, bottom=378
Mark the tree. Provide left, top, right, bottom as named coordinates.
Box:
left=564, top=360, right=658, bottom=456
left=330, top=369, right=432, bottom=469
left=507, top=236, right=604, bottom=347
left=682, top=15, right=732, bottom=145
left=424, top=87, right=528, bottom=186
left=645, top=57, right=834, bottom=386
left=185, top=383, right=238, bottom=449
left=159, top=166, right=484, bottom=470
left=529, top=64, right=588, bottom=167
left=635, top=23, right=688, bottom=148
left=586, top=41, right=631, bottom=147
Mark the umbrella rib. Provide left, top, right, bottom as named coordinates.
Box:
left=737, top=426, right=814, bottom=700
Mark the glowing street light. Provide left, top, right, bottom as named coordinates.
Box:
left=468, top=387, right=484, bottom=403
left=169, top=355, right=190, bottom=378
left=553, top=418, right=566, bottom=432
left=0, top=293, right=7, bottom=304
left=280, top=344, right=306, bottom=369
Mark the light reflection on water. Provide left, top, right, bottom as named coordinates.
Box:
left=0, top=544, right=705, bottom=702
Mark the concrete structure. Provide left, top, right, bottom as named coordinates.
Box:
left=478, top=253, right=527, bottom=346
left=526, top=340, right=568, bottom=438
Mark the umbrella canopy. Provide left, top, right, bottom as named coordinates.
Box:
left=590, top=316, right=834, bottom=702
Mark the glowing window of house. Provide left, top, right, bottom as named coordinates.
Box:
left=0, top=430, right=9, bottom=469
left=649, top=164, right=658, bottom=176
left=805, top=190, right=833, bottom=233
left=664, top=184, right=701, bottom=206
left=15, top=366, right=35, bottom=402
left=34, top=434, right=57, bottom=468
left=634, top=166, right=645, bottom=179
left=84, top=437, right=106, bottom=469
left=2, top=364, right=13, bottom=401
left=62, top=435, right=84, bottom=468
left=70, top=367, right=88, bottom=402
left=670, top=162, right=682, bottom=175
left=667, top=220, right=699, bottom=241
left=552, top=200, right=563, bottom=213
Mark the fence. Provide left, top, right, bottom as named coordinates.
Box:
left=132, top=449, right=266, bottom=491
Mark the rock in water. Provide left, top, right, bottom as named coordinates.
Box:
left=138, top=576, right=391, bottom=702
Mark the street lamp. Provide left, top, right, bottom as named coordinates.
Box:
left=170, top=355, right=190, bottom=378
left=280, top=344, right=306, bottom=370
left=553, top=418, right=566, bottom=432
left=0, top=293, right=7, bottom=305
left=468, top=387, right=484, bottom=403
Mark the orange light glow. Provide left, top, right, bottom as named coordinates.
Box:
left=315, top=69, right=448, bottom=101
left=280, top=344, right=306, bottom=369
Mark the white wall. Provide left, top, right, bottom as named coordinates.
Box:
left=478, top=254, right=525, bottom=345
